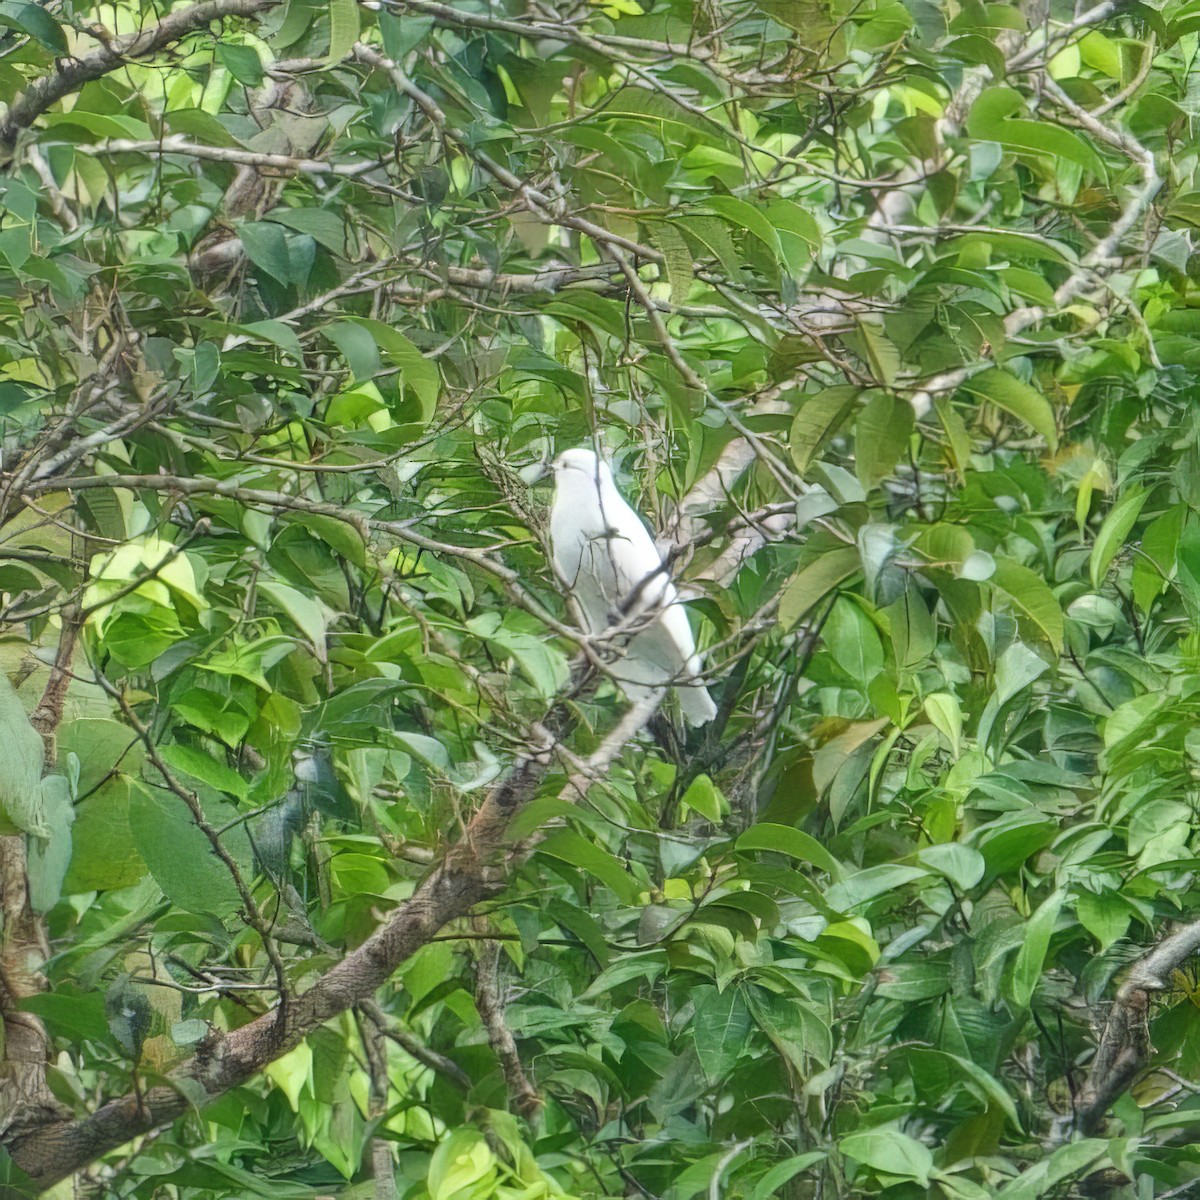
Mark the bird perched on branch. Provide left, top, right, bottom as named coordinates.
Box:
left=548, top=447, right=717, bottom=727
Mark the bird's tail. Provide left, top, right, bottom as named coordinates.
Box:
left=677, top=656, right=717, bottom=727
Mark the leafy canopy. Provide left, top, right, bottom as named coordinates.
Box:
left=2, top=0, right=1200, bottom=1197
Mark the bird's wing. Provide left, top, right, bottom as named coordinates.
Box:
left=590, top=495, right=675, bottom=616
left=655, top=599, right=699, bottom=666
left=599, top=501, right=706, bottom=679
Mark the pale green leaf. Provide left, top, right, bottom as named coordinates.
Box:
left=962, top=368, right=1058, bottom=450
left=1090, top=485, right=1148, bottom=589
left=991, top=559, right=1064, bottom=654
left=839, top=1129, right=932, bottom=1184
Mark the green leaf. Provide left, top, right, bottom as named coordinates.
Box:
left=158, top=744, right=250, bottom=802
left=273, top=0, right=322, bottom=46
left=702, top=195, right=784, bottom=261
left=18, top=990, right=109, bottom=1043
left=322, top=321, right=382, bottom=381
left=1090, top=485, right=1148, bottom=589
left=240, top=222, right=315, bottom=288
left=993, top=1140, right=1109, bottom=1199
left=428, top=1129, right=494, bottom=1200
left=790, top=387, right=859, bottom=475
left=824, top=597, right=883, bottom=686
left=904, top=1047, right=1020, bottom=1128
left=326, top=0, right=359, bottom=61
left=763, top=199, right=821, bottom=253
left=650, top=221, right=694, bottom=307
left=923, top=693, right=962, bottom=756
left=748, top=1153, right=826, bottom=1200
left=0, top=671, right=46, bottom=836
left=680, top=773, right=723, bottom=822
left=258, top=580, right=329, bottom=658
left=64, top=779, right=147, bottom=893
left=676, top=215, right=747, bottom=285
left=874, top=962, right=950, bottom=1001
left=975, top=813, right=1058, bottom=877
left=467, top=613, right=570, bottom=699
left=28, top=774, right=75, bottom=912
left=538, top=830, right=640, bottom=904
left=990, top=559, right=1064, bottom=654
left=282, top=512, right=367, bottom=568
left=886, top=586, right=934, bottom=670
left=239, top=319, right=305, bottom=363
left=216, top=42, right=264, bottom=85
left=343, top=318, right=440, bottom=422
left=918, top=842, right=984, bottom=890
left=778, top=547, right=860, bottom=630
left=967, top=87, right=1106, bottom=178
left=737, top=823, right=845, bottom=881
left=1005, top=888, right=1065, bottom=1010
left=379, top=10, right=432, bottom=60
left=1132, top=503, right=1182, bottom=613
left=104, top=975, right=153, bottom=1060
left=1075, top=890, right=1131, bottom=951
left=692, top=985, right=753, bottom=1080
left=961, top=368, right=1058, bottom=450
left=854, top=0, right=912, bottom=49
left=949, top=229, right=1075, bottom=266
left=855, top=392, right=913, bottom=489
left=164, top=107, right=238, bottom=146
left=547, top=897, right=610, bottom=966
left=825, top=864, right=927, bottom=910
left=856, top=321, right=901, bottom=387
left=267, top=208, right=347, bottom=255
left=0, top=1, right=66, bottom=52
left=582, top=950, right=668, bottom=997
left=128, top=783, right=248, bottom=919
left=264, top=1040, right=313, bottom=1111
left=839, top=1129, right=933, bottom=1185
left=994, top=640, right=1052, bottom=706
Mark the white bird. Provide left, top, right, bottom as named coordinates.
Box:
left=548, top=447, right=717, bottom=727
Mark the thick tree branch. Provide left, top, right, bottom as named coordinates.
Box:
left=5, top=680, right=652, bottom=1188
left=0, top=0, right=278, bottom=146
left=1073, top=919, right=1200, bottom=1136
left=0, top=618, right=79, bottom=1146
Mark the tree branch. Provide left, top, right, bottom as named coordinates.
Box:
left=473, top=937, right=541, bottom=1119
left=0, top=619, right=79, bottom=1146
left=0, top=0, right=278, bottom=146
left=97, top=675, right=291, bottom=1008
left=4, top=675, right=656, bottom=1188
left=1072, top=919, right=1200, bottom=1136
left=80, top=136, right=376, bottom=176
left=351, top=43, right=662, bottom=265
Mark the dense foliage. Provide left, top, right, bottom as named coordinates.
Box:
left=5, top=0, right=1200, bottom=1195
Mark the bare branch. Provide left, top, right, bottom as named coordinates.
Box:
left=80, top=136, right=378, bottom=176
left=472, top=937, right=541, bottom=1118
left=360, top=999, right=471, bottom=1092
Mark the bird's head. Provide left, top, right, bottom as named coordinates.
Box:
left=551, top=447, right=612, bottom=485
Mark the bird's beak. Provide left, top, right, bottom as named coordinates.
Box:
left=519, top=460, right=551, bottom=485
